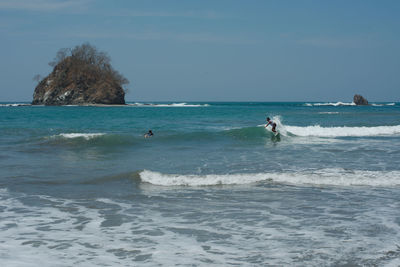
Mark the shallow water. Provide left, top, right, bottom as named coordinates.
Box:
left=1, top=102, right=400, bottom=266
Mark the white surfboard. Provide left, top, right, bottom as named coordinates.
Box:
left=265, top=124, right=280, bottom=137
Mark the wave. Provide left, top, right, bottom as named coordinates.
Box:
left=46, top=133, right=138, bottom=147
left=46, top=129, right=271, bottom=147
left=41, top=122, right=400, bottom=149
left=139, top=169, right=400, bottom=187
left=305, top=102, right=356, bottom=107
left=371, top=103, right=397, bottom=107
left=224, top=126, right=271, bottom=140
left=55, top=133, right=106, bottom=140
left=258, top=116, right=399, bottom=138
left=305, top=102, right=397, bottom=107
left=0, top=103, right=31, bottom=107
left=285, top=125, right=400, bottom=137
left=45, top=123, right=400, bottom=147
left=128, top=102, right=210, bottom=107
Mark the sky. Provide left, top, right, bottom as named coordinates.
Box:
left=0, top=0, right=399, bottom=102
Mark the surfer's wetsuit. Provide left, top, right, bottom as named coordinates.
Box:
left=266, top=119, right=277, bottom=133
left=144, top=130, right=154, bottom=138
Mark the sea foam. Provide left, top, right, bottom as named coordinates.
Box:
left=129, top=102, right=209, bottom=107
left=139, top=169, right=400, bottom=187
left=285, top=125, right=400, bottom=137
left=305, top=102, right=356, bottom=106
left=0, top=103, right=31, bottom=107
left=305, top=102, right=396, bottom=107
left=56, top=133, right=106, bottom=140
left=261, top=116, right=400, bottom=137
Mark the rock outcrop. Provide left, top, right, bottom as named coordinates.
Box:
left=32, top=44, right=127, bottom=105
left=353, top=94, right=369, bottom=105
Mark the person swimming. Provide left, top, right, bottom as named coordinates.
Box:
left=144, top=130, right=154, bottom=138
left=265, top=117, right=277, bottom=133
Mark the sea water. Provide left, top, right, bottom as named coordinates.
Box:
left=1, top=102, right=400, bottom=266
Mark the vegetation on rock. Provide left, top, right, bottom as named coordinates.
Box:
left=32, top=43, right=128, bottom=105
left=353, top=94, right=369, bottom=105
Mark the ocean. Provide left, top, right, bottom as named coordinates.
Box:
left=1, top=101, right=400, bottom=266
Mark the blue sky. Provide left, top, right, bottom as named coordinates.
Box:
left=0, top=0, right=399, bottom=102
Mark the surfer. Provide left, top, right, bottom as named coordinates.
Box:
left=144, top=130, right=154, bottom=138
left=265, top=117, right=277, bottom=133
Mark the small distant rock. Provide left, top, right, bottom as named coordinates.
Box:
left=353, top=94, right=369, bottom=105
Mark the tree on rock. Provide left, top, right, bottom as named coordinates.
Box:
left=353, top=94, right=369, bottom=106
left=32, top=43, right=129, bottom=105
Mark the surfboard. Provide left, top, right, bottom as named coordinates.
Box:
left=265, top=124, right=280, bottom=138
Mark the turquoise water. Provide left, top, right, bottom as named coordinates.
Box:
left=1, top=102, right=400, bottom=266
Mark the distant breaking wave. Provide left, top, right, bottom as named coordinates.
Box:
left=305, top=102, right=396, bottom=107
left=0, top=103, right=31, bottom=107
left=371, top=103, right=396, bottom=106
left=0, top=102, right=210, bottom=107
left=128, top=102, right=210, bottom=107
left=139, top=169, right=400, bottom=187
left=305, top=102, right=356, bottom=106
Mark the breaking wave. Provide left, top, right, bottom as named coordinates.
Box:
left=257, top=116, right=400, bottom=138
left=305, top=102, right=356, bottom=106
left=285, top=125, right=400, bottom=137
left=305, top=102, right=397, bottom=107
left=55, top=133, right=106, bottom=140
left=45, top=133, right=138, bottom=147
left=371, top=103, right=396, bottom=106
left=139, top=169, right=400, bottom=187
left=0, top=103, right=31, bottom=107
left=128, top=102, right=210, bottom=107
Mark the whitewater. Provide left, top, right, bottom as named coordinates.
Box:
left=1, top=102, right=400, bottom=266
left=284, top=124, right=400, bottom=137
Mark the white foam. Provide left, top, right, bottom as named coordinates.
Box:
left=371, top=103, right=397, bottom=106
left=306, top=102, right=397, bottom=107
left=318, top=112, right=340, bottom=114
left=285, top=125, right=400, bottom=137
left=0, top=191, right=135, bottom=267
left=56, top=133, right=105, bottom=140
left=305, top=102, right=356, bottom=106
left=128, top=102, right=209, bottom=107
left=139, top=169, right=400, bottom=187
left=261, top=116, right=400, bottom=137
left=1, top=182, right=400, bottom=266
left=139, top=170, right=269, bottom=186
left=0, top=103, right=31, bottom=107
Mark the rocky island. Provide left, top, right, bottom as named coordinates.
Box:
left=353, top=94, right=369, bottom=105
left=32, top=43, right=128, bottom=105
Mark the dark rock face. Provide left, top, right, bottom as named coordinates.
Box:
left=353, top=94, right=369, bottom=105
left=32, top=49, right=126, bottom=105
